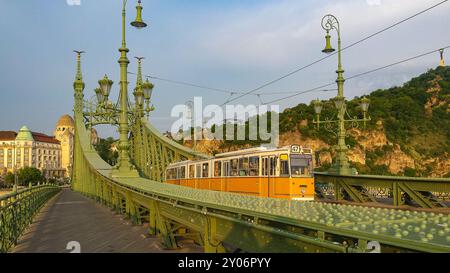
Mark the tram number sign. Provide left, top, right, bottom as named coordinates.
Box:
left=290, top=145, right=301, bottom=153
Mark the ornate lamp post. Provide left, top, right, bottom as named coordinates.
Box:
left=143, top=78, right=155, bottom=119
left=73, top=0, right=151, bottom=178
left=312, top=15, right=371, bottom=175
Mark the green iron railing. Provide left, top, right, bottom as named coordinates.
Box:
left=315, top=172, right=450, bottom=208
left=0, top=185, right=61, bottom=253
left=72, top=112, right=450, bottom=253
left=130, top=117, right=210, bottom=182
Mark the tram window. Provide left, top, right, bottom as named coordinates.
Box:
left=223, top=161, right=230, bottom=177
left=290, top=155, right=312, bottom=176
left=249, top=156, right=259, bottom=176
left=239, top=157, right=249, bottom=176
left=202, top=163, right=209, bottom=178
left=269, top=157, right=276, bottom=176
left=165, top=169, right=170, bottom=179
left=180, top=166, right=186, bottom=179
left=189, top=165, right=195, bottom=179
left=196, top=164, right=202, bottom=178
left=230, top=159, right=239, bottom=176
left=214, top=161, right=222, bottom=177
left=262, top=158, right=268, bottom=176
left=280, top=155, right=289, bottom=177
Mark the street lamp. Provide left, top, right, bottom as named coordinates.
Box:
left=133, top=57, right=145, bottom=116
left=142, top=78, right=154, bottom=118
left=131, top=0, right=148, bottom=28
left=98, top=75, right=113, bottom=102
left=312, top=14, right=371, bottom=175
left=73, top=0, right=150, bottom=178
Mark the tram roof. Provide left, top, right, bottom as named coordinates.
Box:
left=168, top=146, right=313, bottom=168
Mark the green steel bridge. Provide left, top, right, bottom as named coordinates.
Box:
left=1, top=1, right=450, bottom=254
left=2, top=56, right=449, bottom=253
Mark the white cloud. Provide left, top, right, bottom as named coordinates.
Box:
left=194, top=0, right=447, bottom=68
left=366, top=0, right=382, bottom=6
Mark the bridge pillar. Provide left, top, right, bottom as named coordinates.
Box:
left=203, top=216, right=226, bottom=253
left=149, top=201, right=178, bottom=249
left=125, top=192, right=137, bottom=224
left=393, top=182, right=402, bottom=206
left=334, top=181, right=342, bottom=201
left=148, top=201, right=157, bottom=235
left=111, top=187, right=120, bottom=213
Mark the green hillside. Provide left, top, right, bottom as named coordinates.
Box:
left=217, top=66, right=450, bottom=177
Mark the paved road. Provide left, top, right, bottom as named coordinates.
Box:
left=12, top=188, right=201, bottom=253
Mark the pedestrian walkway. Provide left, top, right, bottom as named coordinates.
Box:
left=12, top=188, right=201, bottom=253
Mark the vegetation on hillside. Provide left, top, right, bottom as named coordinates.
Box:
left=192, top=67, right=450, bottom=176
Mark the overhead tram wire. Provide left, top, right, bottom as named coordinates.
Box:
left=222, top=0, right=449, bottom=106
left=127, top=71, right=336, bottom=96
left=264, top=45, right=450, bottom=105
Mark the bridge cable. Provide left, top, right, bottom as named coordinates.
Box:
left=128, top=71, right=336, bottom=96
left=264, top=45, right=450, bottom=105
left=222, top=0, right=449, bottom=105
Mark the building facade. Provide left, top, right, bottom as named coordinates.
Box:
left=54, top=115, right=75, bottom=178
left=0, top=115, right=75, bottom=179
left=0, top=126, right=65, bottom=178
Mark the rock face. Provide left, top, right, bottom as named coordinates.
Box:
left=183, top=69, right=450, bottom=178
left=189, top=121, right=449, bottom=177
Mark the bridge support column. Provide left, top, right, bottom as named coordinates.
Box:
left=111, top=187, right=120, bottom=213
left=125, top=192, right=137, bottom=224
left=203, top=216, right=226, bottom=253
left=334, top=181, right=342, bottom=201
left=393, top=183, right=401, bottom=206
left=150, top=201, right=178, bottom=249
left=148, top=201, right=157, bottom=235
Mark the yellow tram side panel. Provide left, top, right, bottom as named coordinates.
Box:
left=168, top=176, right=314, bottom=200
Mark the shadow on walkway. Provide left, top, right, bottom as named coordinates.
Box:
left=12, top=188, right=202, bottom=253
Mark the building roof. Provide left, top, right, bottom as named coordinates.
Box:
left=0, top=131, right=17, bottom=141
left=32, top=132, right=60, bottom=144
left=15, top=126, right=34, bottom=141
left=56, top=115, right=74, bottom=128
left=0, top=128, right=60, bottom=145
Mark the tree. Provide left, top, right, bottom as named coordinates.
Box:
left=17, top=167, right=44, bottom=186
left=94, top=137, right=119, bottom=166
left=2, top=172, right=15, bottom=188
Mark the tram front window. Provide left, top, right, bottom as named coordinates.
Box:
left=290, top=155, right=312, bottom=177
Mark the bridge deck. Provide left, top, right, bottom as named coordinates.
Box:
left=12, top=188, right=201, bottom=253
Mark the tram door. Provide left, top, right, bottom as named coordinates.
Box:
left=262, top=156, right=277, bottom=197
left=223, top=161, right=230, bottom=192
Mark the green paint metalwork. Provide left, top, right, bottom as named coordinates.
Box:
left=71, top=45, right=450, bottom=253
left=314, top=15, right=371, bottom=175
left=72, top=108, right=450, bottom=252
left=0, top=185, right=61, bottom=253
left=315, top=172, right=450, bottom=208
left=130, top=117, right=209, bottom=182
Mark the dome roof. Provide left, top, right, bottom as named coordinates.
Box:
left=56, top=115, right=74, bottom=128
left=16, top=126, right=34, bottom=141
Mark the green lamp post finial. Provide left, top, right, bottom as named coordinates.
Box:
left=73, top=50, right=85, bottom=81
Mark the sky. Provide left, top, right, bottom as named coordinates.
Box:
left=0, top=0, right=449, bottom=138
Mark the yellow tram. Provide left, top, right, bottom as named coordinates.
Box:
left=165, top=145, right=315, bottom=200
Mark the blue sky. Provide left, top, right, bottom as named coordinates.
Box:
left=0, top=0, right=449, bottom=137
